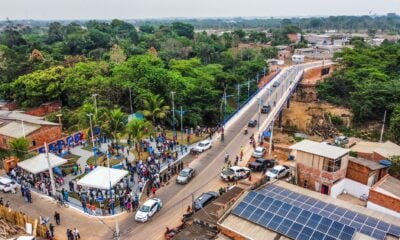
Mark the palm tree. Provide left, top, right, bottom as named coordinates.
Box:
left=142, top=94, right=170, bottom=124
left=102, top=108, right=128, bottom=146
left=126, top=119, right=153, bottom=160
left=9, top=137, right=29, bottom=160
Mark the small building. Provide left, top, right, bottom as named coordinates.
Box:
left=346, top=157, right=388, bottom=187
left=351, top=140, right=400, bottom=162
left=368, top=175, right=400, bottom=218
left=0, top=111, right=61, bottom=150
left=290, top=140, right=350, bottom=195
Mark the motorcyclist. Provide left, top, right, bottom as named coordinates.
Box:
left=244, top=127, right=248, bottom=135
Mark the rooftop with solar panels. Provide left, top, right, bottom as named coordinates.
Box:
left=219, top=180, right=400, bottom=240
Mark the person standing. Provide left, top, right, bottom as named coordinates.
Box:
left=73, top=227, right=80, bottom=240
left=54, top=211, right=61, bottom=225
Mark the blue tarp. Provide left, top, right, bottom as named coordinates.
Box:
left=379, top=160, right=392, bottom=167
left=263, top=131, right=271, bottom=138
left=112, top=164, right=123, bottom=169
left=53, top=167, right=62, bottom=176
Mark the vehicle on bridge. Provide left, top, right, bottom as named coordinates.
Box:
left=176, top=167, right=195, bottom=184
left=135, top=198, right=163, bottom=222
left=265, top=165, right=290, bottom=180
left=252, top=146, right=266, bottom=158
left=248, top=120, right=257, bottom=127
left=261, top=105, right=271, bottom=114
left=193, top=191, right=219, bottom=211
left=191, top=139, right=212, bottom=153
left=248, top=158, right=275, bottom=172
left=272, top=81, right=280, bottom=87
left=220, top=166, right=251, bottom=181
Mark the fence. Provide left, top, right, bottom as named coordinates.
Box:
left=0, top=205, right=48, bottom=238
left=223, top=69, right=282, bottom=125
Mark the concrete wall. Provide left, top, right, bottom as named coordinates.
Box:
left=367, top=201, right=400, bottom=219
left=330, top=178, right=370, bottom=198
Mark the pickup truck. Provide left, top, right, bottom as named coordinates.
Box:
left=248, top=158, right=275, bottom=172
left=220, top=166, right=251, bottom=181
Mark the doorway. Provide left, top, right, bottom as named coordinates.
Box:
left=321, top=185, right=329, bottom=195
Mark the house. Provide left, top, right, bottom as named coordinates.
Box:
left=368, top=175, right=400, bottom=218
left=290, top=140, right=350, bottom=195
left=350, top=140, right=400, bottom=162
left=304, top=34, right=332, bottom=45
left=291, top=55, right=304, bottom=63
left=346, top=157, right=388, bottom=187
left=219, top=180, right=400, bottom=240
left=0, top=111, right=61, bottom=151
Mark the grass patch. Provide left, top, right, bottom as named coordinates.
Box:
left=60, top=154, right=81, bottom=175
left=86, top=154, right=121, bottom=167
left=72, top=172, right=88, bottom=181
left=164, top=130, right=208, bottom=145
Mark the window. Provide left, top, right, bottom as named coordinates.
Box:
left=323, top=158, right=342, bottom=172
left=32, top=140, right=36, bottom=147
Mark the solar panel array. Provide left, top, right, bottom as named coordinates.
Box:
left=232, top=185, right=400, bottom=240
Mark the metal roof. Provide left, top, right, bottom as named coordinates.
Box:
left=290, top=140, right=350, bottom=159
left=348, top=157, right=388, bottom=171
left=374, top=141, right=400, bottom=159
left=0, top=121, right=41, bottom=138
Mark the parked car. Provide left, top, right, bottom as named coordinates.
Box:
left=248, top=158, right=275, bottom=172
left=272, top=81, right=280, bottom=87
left=261, top=105, right=271, bottom=114
left=265, top=165, right=290, bottom=180
left=335, top=136, right=349, bottom=145
left=192, top=140, right=212, bottom=153
left=0, top=177, right=17, bottom=193
left=193, top=192, right=219, bottom=211
left=220, top=166, right=251, bottom=181
left=252, top=147, right=266, bottom=158
left=248, top=120, right=258, bottom=128
left=176, top=168, right=195, bottom=184
left=135, top=198, right=163, bottom=222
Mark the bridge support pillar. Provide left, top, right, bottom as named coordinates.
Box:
left=287, top=99, right=290, bottom=109
left=278, top=110, right=283, bottom=128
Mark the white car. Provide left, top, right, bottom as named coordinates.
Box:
left=221, top=166, right=251, bottom=181
left=266, top=165, right=290, bottom=180
left=0, top=177, right=17, bottom=193
left=135, top=198, right=162, bottom=222
left=192, top=140, right=212, bottom=153
left=252, top=147, right=266, bottom=158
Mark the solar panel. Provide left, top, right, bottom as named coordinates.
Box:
left=232, top=186, right=400, bottom=240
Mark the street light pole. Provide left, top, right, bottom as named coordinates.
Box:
left=257, top=97, right=261, bottom=131
left=87, top=113, right=97, bottom=166
left=171, top=91, right=176, bottom=138
left=129, top=87, right=133, bottom=115
left=56, top=114, right=63, bottom=133
left=45, top=142, right=56, bottom=197
left=180, top=106, right=183, bottom=148
left=107, top=154, right=114, bottom=215
left=92, top=94, right=98, bottom=117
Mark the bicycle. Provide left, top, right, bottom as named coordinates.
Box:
left=56, top=200, right=69, bottom=208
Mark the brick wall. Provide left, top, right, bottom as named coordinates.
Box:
left=346, top=161, right=370, bottom=185
left=26, top=125, right=61, bottom=150
left=297, top=163, right=346, bottom=194
left=219, top=226, right=246, bottom=240
left=25, top=101, right=61, bottom=117
left=356, top=151, right=373, bottom=160
left=372, top=152, right=386, bottom=162
left=369, top=189, right=400, bottom=213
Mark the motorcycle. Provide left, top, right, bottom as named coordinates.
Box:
left=244, top=128, right=248, bottom=135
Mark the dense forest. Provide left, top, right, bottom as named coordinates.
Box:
left=317, top=40, right=400, bottom=142
left=0, top=20, right=281, bottom=131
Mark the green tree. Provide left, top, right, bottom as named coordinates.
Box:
left=126, top=119, right=153, bottom=160
left=142, top=95, right=170, bottom=124
left=102, top=108, right=127, bottom=146
left=389, top=155, right=400, bottom=177
left=171, top=22, right=194, bottom=39
left=9, top=137, right=29, bottom=160
left=390, top=104, right=400, bottom=143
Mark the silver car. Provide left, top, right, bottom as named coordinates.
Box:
left=176, top=168, right=195, bottom=184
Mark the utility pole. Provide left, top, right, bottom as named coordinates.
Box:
left=129, top=87, right=133, bottom=115
left=379, top=110, right=387, bottom=143
left=257, top=97, right=261, bottom=130
left=223, top=88, right=227, bottom=123
left=87, top=113, right=97, bottom=166
left=237, top=84, right=240, bottom=107
left=107, top=154, right=114, bottom=215
left=268, top=120, right=275, bottom=155
left=171, top=91, right=176, bottom=138
left=45, top=142, right=56, bottom=197
left=247, top=79, right=250, bottom=98
left=180, top=106, right=184, bottom=148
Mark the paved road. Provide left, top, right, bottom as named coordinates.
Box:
left=0, top=61, right=331, bottom=240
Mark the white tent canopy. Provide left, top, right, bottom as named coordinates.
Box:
left=17, top=153, right=67, bottom=174
left=77, top=166, right=128, bottom=190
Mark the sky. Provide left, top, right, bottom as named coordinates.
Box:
left=0, top=0, right=399, bottom=20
